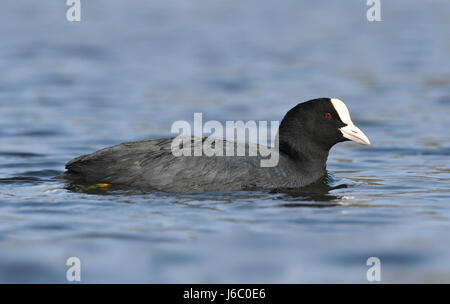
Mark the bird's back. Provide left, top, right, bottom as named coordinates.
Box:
left=58, top=137, right=321, bottom=192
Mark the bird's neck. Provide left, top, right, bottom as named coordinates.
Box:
left=276, top=135, right=329, bottom=173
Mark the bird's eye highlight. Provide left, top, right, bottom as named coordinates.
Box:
left=324, top=112, right=332, bottom=119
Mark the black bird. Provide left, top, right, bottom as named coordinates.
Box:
left=56, top=98, right=370, bottom=193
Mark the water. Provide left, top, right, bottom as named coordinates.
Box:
left=0, top=0, right=449, bottom=283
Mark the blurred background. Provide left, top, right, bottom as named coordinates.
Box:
left=0, top=0, right=449, bottom=283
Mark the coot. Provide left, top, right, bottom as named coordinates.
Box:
left=57, top=98, right=370, bottom=193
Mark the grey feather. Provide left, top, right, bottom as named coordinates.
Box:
left=57, top=137, right=325, bottom=193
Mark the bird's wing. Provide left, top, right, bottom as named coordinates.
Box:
left=63, top=137, right=259, bottom=191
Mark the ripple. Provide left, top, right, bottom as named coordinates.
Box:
left=329, top=251, right=431, bottom=267
left=17, top=169, right=61, bottom=178
left=0, top=151, right=46, bottom=158
left=17, top=130, right=63, bottom=137
left=358, top=147, right=450, bottom=156
left=0, top=177, right=43, bottom=184
left=0, top=162, right=61, bottom=169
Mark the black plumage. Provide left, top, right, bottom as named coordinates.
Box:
left=56, top=98, right=370, bottom=193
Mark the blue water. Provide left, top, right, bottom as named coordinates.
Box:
left=0, top=0, right=449, bottom=283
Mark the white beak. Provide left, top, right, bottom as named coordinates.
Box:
left=340, top=123, right=371, bottom=145
left=330, top=98, right=371, bottom=146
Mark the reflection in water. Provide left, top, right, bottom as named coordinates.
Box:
left=61, top=172, right=351, bottom=206
left=269, top=174, right=349, bottom=205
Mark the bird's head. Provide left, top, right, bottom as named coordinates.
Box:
left=278, top=98, right=370, bottom=158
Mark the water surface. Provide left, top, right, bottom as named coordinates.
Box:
left=0, top=0, right=449, bottom=283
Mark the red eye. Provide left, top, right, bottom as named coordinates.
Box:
left=325, top=112, right=332, bottom=119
